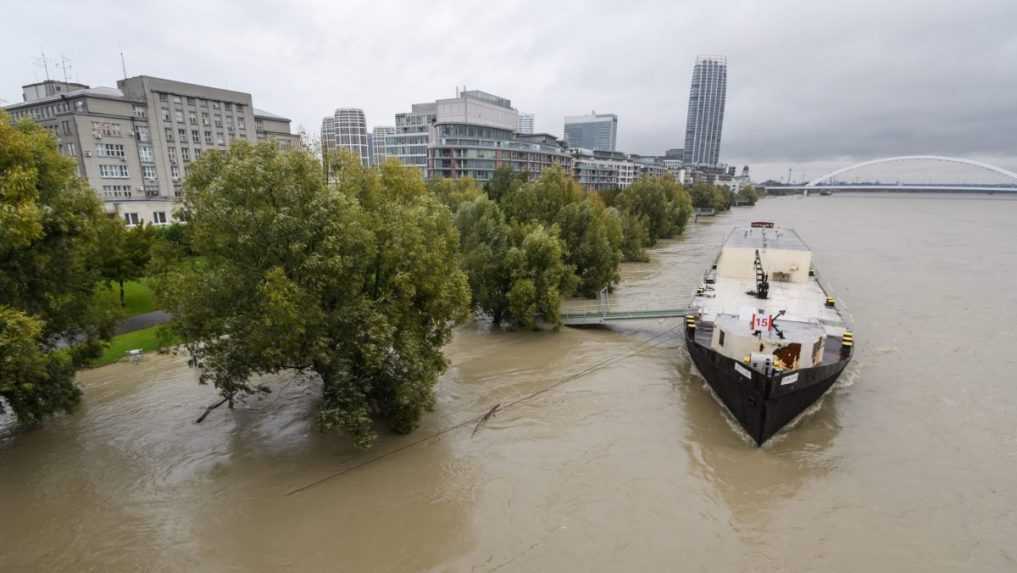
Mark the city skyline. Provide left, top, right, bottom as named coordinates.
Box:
left=3, top=1, right=1016, bottom=180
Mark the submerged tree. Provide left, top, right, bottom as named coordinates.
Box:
left=615, top=176, right=692, bottom=254
left=156, top=145, right=470, bottom=447
left=0, top=111, right=117, bottom=424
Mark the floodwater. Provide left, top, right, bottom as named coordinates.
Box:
left=3, top=194, right=1016, bottom=572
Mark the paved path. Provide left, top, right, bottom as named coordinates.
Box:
left=115, top=311, right=172, bottom=335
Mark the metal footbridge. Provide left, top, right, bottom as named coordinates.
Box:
left=561, top=289, right=688, bottom=326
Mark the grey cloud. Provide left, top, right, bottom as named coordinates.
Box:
left=3, top=0, right=1015, bottom=181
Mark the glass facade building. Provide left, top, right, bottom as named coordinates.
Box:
left=563, top=113, right=618, bottom=151
left=321, top=108, right=370, bottom=166
left=683, top=56, right=727, bottom=166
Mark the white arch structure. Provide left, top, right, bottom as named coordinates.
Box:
left=806, top=155, right=1017, bottom=188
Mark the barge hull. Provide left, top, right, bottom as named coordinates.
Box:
left=685, top=337, right=848, bottom=445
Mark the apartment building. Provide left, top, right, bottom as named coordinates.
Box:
left=4, top=77, right=297, bottom=226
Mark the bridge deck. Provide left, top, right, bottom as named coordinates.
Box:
left=561, top=308, right=689, bottom=326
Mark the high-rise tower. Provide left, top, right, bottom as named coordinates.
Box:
left=321, top=108, right=370, bottom=166
left=683, top=56, right=727, bottom=166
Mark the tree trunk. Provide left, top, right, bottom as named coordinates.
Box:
left=119, top=280, right=126, bottom=307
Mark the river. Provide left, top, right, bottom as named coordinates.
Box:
left=2, top=194, right=1016, bottom=572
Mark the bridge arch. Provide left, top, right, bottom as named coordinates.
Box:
left=805, top=155, right=1017, bottom=188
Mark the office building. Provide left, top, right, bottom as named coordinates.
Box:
left=370, top=126, right=395, bottom=166
left=517, top=113, right=534, bottom=134
left=683, top=56, right=727, bottom=166
left=4, top=76, right=296, bottom=226
left=384, top=103, right=435, bottom=176
left=321, top=108, right=370, bottom=166
left=255, top=109, right=301, bottom=149
left=564, top=112, right=618, bottom=152
left=428, top=90, right=572, bottom=181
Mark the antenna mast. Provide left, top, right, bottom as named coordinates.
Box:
left=34, top=50, right=51, bottom=81
left=120, top=49, right=128, bottom=79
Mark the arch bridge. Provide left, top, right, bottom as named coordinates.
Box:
left=766, top=155, right=1017, bottom=194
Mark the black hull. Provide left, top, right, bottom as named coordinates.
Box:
left=685, top=337, right=849, bottom=445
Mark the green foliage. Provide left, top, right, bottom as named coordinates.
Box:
left=689, top=182, right=733, bottom=211
left=152, top=223, right=192, bottom=256
left=736, top=185, right=759, bottom=205
left=483, top=165, right=528, bottom=203
left=504, top=223, right=577, bottom=329
left=618, top=209, right=650, bottom=262
left=615, top=176, right=692, bottom=252
left=155, top=143, right=470, bottom=447
left=455, top=196, right=513, bottom=324
left=556, top=198, right=623, bottom=297
left=501, top=165, right=584, bottom=225
left=0, top=111, right=116, bottom=423
left=427, top=176, right=484, bottom=212
left=97, top=219, right=156, bottom=307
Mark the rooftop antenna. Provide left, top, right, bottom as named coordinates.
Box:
left=120, top=49, right=128, bottom=79
left=59, top=54, right=72, bottom=83
left=34, top=50, right=51, bottom=81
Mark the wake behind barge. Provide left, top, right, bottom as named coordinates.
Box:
left=685, top=222, right=853, bottom=445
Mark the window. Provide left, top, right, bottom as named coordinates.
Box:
left=170, top=164, right=180, bottom=178
left=211, top=101, right=220, bottom=110
left=719, top=330, right=726, bottom=347
left=178, top=128, right=187, bottom=141
left=102, top=184, right=131, bottom=198
left=201, top=112, right=210, bottom=126
left=133, top=105, right=147, bottom=119
left=92, top=121, right=121, bottom=137
left=194, top=148, right=202, bottom=159
left=216, top=133, right=225, bottom=146
left=187, top=97, right=196, bottom=106
left=189, top=111, right=197, bottom=124
left=143, top=165, right=157, bottom=179
left=168, top=147, right=177, bottom=161
left=172, top=95, right=182, bottom=104
left=139, top=144, right=153, bottom=162
left=214, top=115, right=223, bottom=128
left=136, top=126, right=150, bottom=142
left=181, top=147, right=191, bottom=162
left=237, top=117, right=246, bottom=130
left=63, top=142, right=77, bottom=156
left=191, top=129, right=200, bottom=144
left=61, top=120, right=72, bottom=135
left=159, top=93, right=168, bottom=102
left=123, top=212, right=140, bottom=226
left=98, top=164, right=129, bottom=178
left=204, top=130, right=213, bottom=144
left=174, top=110, right=184, bottom=123
left=96, top=143, right=126, bottom=157
left=224, top=102, right=233, bottom=111
left=153, top=211, right=168, bottom=224
left=162, top=108, right=170, bottom=121
left=165, top=127, right=175, bottom=142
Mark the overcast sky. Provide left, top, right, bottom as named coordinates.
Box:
left=4, top=0, right=1016, bottom=181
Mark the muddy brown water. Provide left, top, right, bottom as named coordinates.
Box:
left=3, top=194, right=1016, bottom=572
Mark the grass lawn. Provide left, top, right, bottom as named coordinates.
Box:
left=91, top=325, right=181, bottom=368
left=99, top=280, right=157, bottom=317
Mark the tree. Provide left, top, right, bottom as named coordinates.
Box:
left=98, top=219, right=155, bottom=307
left=484, top=165, right=528, bottom=203
left=0, top=111, right=117, bottom=424
left=618, top=209, right=650, bottom=262
left=155, top=143, right=470, bottom=447
left=455, top=196, right=513, bottom=324
left=556, top=197, right=623, bottom=297
left=504, top=223, right=577, bottom=329
left=501, top=165, right=584, bottom=225
left=427, top=176, right=484, bottom=212
left=616, top=176, right=692, bottom=246
left=736, top=185, right=759, bottom=206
